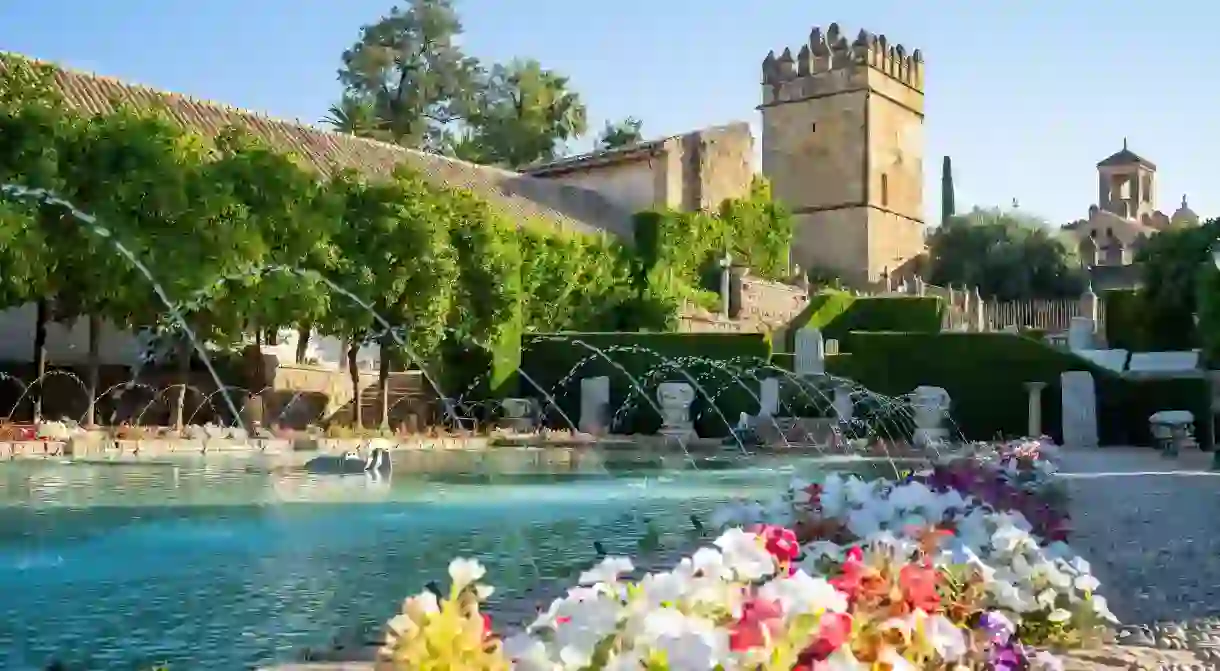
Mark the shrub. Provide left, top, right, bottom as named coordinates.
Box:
left=785, top=290, right=944, bottom=352
left=520, top=332, right=771, bottom=437
left=1115, top=376, right=1213, bottom=449
left=1102, top=289, right=1147, bottom=351
left=827, top=332, right=1127, bottom=443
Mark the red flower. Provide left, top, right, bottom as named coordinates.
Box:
left=729, top=598, right=785, bottom=651
left=750, top=524, right=800, bottom=563
left=795, top=612, right=853, bottom=665
left=828, top=547, right=867, bottom=599
left=481, top=613, right=493, bottom=638
left=898, top=562, right=941, bottom=611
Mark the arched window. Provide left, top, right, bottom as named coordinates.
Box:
left=880, top=173, right=889, bottom=207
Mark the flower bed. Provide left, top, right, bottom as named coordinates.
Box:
left=374, top=438, right=1114, bottom=670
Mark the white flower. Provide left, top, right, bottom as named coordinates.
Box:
left=635, top=608, right=727, bottom=671
left=447, top=557, right=486, bottom=590
left=758, top=569, right=848, bottom=615
left=925, top=613, right=968, bottom=661
left=1047, top=608, right=1072, bottom=623
left=579, top=556, right=634, bottom=585
left=501, top=633, right=552, bottom=670
left=1073, top=573, right=1100, bottom=593
left=1090, top=594, right=1119, bottom=623
left=713, top=528, right=775, bottom=581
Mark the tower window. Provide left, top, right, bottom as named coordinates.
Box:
left=880, top=173, right=889, bottom=207
left=810, top=123, right=817, bottom=132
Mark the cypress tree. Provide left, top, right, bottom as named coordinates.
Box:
left=941, top=156, right=956, bottom=225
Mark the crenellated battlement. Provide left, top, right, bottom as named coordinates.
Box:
left=761, top=22, right=923, bottom=92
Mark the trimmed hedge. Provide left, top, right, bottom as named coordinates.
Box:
left=1103, top=289, right=1147, bottom=351
left=785, top=291, right=944, bottom=352
left=521, top=332, right=772, bottom=437
left=1117, top=376, right=1213, bottom=449
left=829, top=331, right=1213, bottom=448
left=825, top=332, right=1128, bottom=443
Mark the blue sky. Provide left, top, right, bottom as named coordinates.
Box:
left=0, top=0, right=1212, bottom=226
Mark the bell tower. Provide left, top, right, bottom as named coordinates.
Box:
left=759, top=23, right=926, bottom=286
left=1096, top=139, right=1156, bottom=221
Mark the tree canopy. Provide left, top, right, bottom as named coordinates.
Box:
left=598, top=117, right=644, bottom=150
left=330, top=0, right=627, bottom=166
left=925, top=207, right=1086, bottom=300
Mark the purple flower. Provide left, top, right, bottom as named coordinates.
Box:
left=978, top=611, right=1015, bottom=646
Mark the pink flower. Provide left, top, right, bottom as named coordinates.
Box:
left=750, top=524, right=800, bottom=563
left=729, top=597, right=785, bottom=651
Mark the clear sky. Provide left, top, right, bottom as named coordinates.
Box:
left=0, top=0, right=1213, bottom=227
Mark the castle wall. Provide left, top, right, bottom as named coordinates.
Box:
left=527, top=123, right=754, bottom=216
left=539, top=159, right=660, bottom=213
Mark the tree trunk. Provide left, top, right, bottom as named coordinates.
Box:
left=31, top=299, right=49, bottom=423
left=378, top=332, right=392, bottom=429
left=295, top=323, right=311, bottom=364
left=84, top=314, right=102, bottom=427
left=173, top=336, right=190, bottom=432
left=347, top=340, right=362, bottom=428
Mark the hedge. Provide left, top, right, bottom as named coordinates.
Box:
left=826, top=332, right=1128, bottom=444
left=785, top=291, right=944, bottom=352
left=828, top=331, right=1213, bottom=448
left=1116, top=376, right=1213, bottom=449
left=520, top=332, right=772, bottom=437
left=1103, top=289, right=1147, bottom=351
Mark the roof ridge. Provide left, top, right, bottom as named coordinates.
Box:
left=0, top=51, right=492, bottom=169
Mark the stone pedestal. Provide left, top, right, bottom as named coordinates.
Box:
left=656, top=381, right=696, bottom=441
left=794, top=327, right=825, bottom=376
left=1068, top=317, right=1094, bottom=351
left=832, top=384, right=854, bottom=423
left=1025, top=382, right=1047, bottom=438
left=1060, top=371, right=1098, bottom=448
left=911, top=385, right=951, bottom=448
left=499, top=397, right=537, bottom=433
left=578, top=376, right=610, bottom=435
left=758, top=378, right=780, bottom=418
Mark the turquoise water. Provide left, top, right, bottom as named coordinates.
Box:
left=0, top=450, right=898, bottom=670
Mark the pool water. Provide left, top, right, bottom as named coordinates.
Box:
left=0, top=450, right=899, bottom=670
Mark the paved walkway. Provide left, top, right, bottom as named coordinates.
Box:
left=1056, top=447, right=1220, bottom=667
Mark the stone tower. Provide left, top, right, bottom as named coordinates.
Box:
left=1096, top=139, right=1156, bottom=220
left=760, top=23, right=926, bottom=286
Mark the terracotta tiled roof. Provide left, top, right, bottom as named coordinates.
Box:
left=2, top=53, right=635, bottom=241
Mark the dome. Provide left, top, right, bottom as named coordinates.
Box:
left=1171, top=194, right=1199, bottom=226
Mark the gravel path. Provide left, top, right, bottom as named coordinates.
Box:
left=1056, top=447, right=1220, bottom=669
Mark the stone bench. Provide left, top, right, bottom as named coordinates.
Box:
left=1149, top=410, right=1195, bottom=457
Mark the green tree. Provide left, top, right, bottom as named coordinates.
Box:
left=1137, top=217, right=1220, bottom=351
left=200, top=128, right=339, bottom=420
left=716, top=177, right=792, bottom=280
left=926, top=207, right=1086, bottom=301
left=337, top=0, right=482, bottom=151
left=0, top=55, right=70, bottom=420
left=597, top=116, right=643, bottom=150
left=321, top=168, right=457, bottom=428
left=460, top=59, right=588, bottom=168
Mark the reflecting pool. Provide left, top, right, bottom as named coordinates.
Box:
left=0, top=449, right=903, bottom=670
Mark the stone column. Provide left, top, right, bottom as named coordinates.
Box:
left=970, top=287, right=985, bottom=332
left=718, top=252, right=733, bottom=317
left=913, top=275, right=926, bottom=296
left=1080, top=284, right=1099, bottom=343
left=1024, top=382, right=1047, bottom=438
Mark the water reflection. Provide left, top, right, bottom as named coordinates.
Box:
left=0, top=449, right=897, bottom=670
